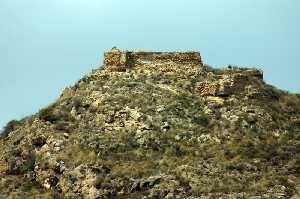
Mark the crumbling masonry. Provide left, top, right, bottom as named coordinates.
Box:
left=103, top=48, right=264, bottom=97
left=103, top=47, right=203, bottom=72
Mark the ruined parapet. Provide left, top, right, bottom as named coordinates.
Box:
left=128, top=51, right=202, bottom=66
left=103, top=47, right=203, bottom=72
left=219, top=67, right=264, bottom=80
left=194, top=65, right=264, bottom=97
left=103, top=48, right=130, bottom=72
left=103, top=48, right=264, bottom=97
left=196, top=73, right=260, bottom=97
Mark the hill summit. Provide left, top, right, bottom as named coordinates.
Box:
left=1, top=48, right=300, bottom=198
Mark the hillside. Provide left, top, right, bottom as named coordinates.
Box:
left=1, top=48, right=300, bottom=199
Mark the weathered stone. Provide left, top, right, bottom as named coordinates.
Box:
left=221, top=67, right=263, bottom=79
left=43, top=176, right=59, bottom=189
left=206, top=96, right=225, bottom=106
left=103, top=47, right=203, bottom=72
left=0, top=161, right=8, bottom=174
left=196, top=81, right=219, bottom=96
left=196, top=73, right=253, bottom=97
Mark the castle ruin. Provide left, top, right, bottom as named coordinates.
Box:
left=103, top=47, right=264, bottom=97
left=103, top=47, right=203, bottom=72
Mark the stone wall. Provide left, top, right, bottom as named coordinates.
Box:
left=103, top=48, right=203, bottom=71
left=218, top=67, right=264, bottom=80
left=196, top=73, right=261, bottom=97
left=103, top=48, right=264, bottom=97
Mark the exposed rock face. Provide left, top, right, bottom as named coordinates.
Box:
left=1, top=48, right=300, bottom=198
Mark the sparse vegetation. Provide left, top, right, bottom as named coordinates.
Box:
left=1, top=51, right=300, bottom=198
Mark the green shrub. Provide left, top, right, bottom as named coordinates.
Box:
left=192, top=114, right=209, bottom=126
left=39, top=103, right=73, bottom=123
left=1, top=120, right=20, bottom=139
left=38, top=104, right=60, bottom=122
left=21, top=154, right=36, bottom=173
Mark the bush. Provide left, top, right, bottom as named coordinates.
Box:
left=39, top=103, right=73, bottom=123
left=192, top=114, right=209, bottom=126
left=38, top=104, right=60, bottom=123
left=1, top=120, right=20, bottom=139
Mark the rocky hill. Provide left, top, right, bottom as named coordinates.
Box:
left=1, top=48, right=300, bottom=199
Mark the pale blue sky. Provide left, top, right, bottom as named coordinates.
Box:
left=0, top=0, right=300, bottom=129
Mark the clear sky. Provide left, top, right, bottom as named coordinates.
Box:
left=0, top=0, right=300, bottom=129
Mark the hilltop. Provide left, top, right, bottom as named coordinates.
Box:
left=1, top=48, right=300, bottom=199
